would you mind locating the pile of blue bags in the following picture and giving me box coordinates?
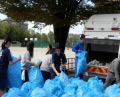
[4,65,120,97]
[3,55,120,97]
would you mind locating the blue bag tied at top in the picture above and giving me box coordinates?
[59,67,70,87]
[75,51,87,75]
[43,79,63,97]
[21,82,36,94]
[7,55,22,88]
[29,67,44,88]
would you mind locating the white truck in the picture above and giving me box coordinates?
[84,14,120,79]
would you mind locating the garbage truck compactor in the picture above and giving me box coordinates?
[84,14,120,79]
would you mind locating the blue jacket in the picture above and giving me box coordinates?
[72,41,84,54]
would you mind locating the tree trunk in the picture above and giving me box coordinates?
[53,25,70,53]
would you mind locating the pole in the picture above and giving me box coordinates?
[34,22,35,33]
[40,29,42,48]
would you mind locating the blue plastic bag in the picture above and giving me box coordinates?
[7,56,22,88]
[87,77,104,93]
[3,88,26,97]
[43,79,63,97]
[84,91,104,97]
[28,87,57,97]
[53,76,63,87]
[69,77,75,83]
[61,94,77,97]
[28,87,46,97]
[77,86,91,97]
[59,68,70,87]
[21,82,36,94]
[105,84,120,97]
[29,67,44,88]
[70,77,87,88]
[64,84,77,95]
[76,51,87,75]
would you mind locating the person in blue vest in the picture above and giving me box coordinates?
[72,34,85,78]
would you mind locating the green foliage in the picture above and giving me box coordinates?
[0,21,30,42]
[48,31,54,42]
[0,21,54,44]
[30,33,41,40]
[66,34,79,48]
[41,33,48,41]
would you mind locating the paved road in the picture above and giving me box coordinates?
[9,47,75,61]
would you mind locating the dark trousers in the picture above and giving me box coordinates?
[41,71,50,82]
[75,57,78,77]
[77,73,83,79]
[0,76,7,91]
[22,70,28,84]
[50,69,57,80]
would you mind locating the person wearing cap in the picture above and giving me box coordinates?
[21,41,38,84]
[72,34,85,78]
[51,43,67,79]
[0,36,21,96]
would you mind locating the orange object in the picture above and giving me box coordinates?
[87,66,108,75]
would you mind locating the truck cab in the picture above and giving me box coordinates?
[84,14,120,79]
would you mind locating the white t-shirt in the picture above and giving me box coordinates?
[40,54,52,72]
[21,50,31,71]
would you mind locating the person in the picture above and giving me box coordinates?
[104,58,120,91]
[21,41,38,83]
[46,44,52,55]
[51,43,67,79]
[40,49,54,82]
[72,34,85,78]
[0,36,21,97]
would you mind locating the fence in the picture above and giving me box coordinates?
[33,40,48,47]
[11,41,21,47]
[64,58,75,75]
[20,40,78,48]
[33,40,55,47]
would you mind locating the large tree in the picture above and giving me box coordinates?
[0,0,120,52]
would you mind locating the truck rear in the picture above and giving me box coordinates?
[84,14,120,79]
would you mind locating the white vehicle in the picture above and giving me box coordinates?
[84,14,120,78]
